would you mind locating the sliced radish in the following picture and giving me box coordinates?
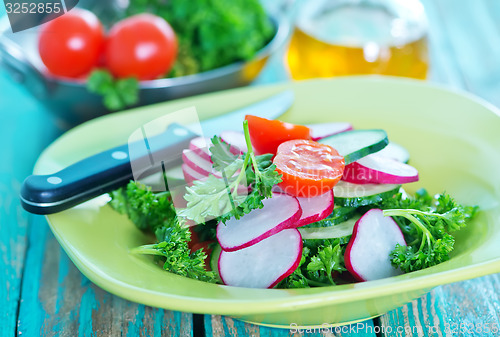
[182,149,213,176]
[217,193,301,252]
[375,142,410,163]
[189,137,211,161]
[342,154,419,184]
[182,164,208,185]
[190,135,240,159]
[218,228,302,288]
[182,149,227,180]
[345,209,406,281]
[220,131,249,153]
[307,122,353,141]
[293,190,334,228]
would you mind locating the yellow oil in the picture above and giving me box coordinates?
[286,3,429,80]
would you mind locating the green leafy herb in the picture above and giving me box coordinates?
[379,189,478,273]
[278,237,350,288]
[110,182,216,281]
[87,69,139,111]
[126,0,274,76]
[109,181,175,240]
[307,243,346,285]
[178,120,282,223]
[131,221,216,283]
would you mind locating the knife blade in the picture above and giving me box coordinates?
[20,90,294,215]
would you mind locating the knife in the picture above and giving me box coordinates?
[20,91,294,215]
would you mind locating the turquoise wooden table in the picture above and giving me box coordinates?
[2,0,500,336]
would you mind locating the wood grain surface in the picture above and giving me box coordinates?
[16,216,194,337]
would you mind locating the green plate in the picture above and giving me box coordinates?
[37,77,500,327]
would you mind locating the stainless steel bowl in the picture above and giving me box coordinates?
[0,15,290,125]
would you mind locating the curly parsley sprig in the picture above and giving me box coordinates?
[380,190,478,273]
[131,221,216,283]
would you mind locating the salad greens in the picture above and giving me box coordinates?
[109,122,280,281]
[91,0,274,110]
[178,121,282,224]
[278,237,349,288]
[131,221,217,283]
[381,190,478,273]
[110,181,175,234]
[110,181,217,282]
[109,120,478,289]
[126,0,274,76]
[278,189,478,288]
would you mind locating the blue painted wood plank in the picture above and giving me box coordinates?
[434,275,500,336]
[0,14,60,333]
[17,215,194,336]
[380,275,500,337]
[204,315,377,337]
[379,292,449,337]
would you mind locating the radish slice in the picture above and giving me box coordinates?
[220,131,249,153]
[182,164,207,185]
[218,229,302,288]
[293,190,334,228]
[345,209,406,281]
[375,142,410,163]
[182,149,212,176]
[182,149,223,178]
[307,122,353,141]
[342,154,419,184]
[189,137,212,161]
[217,193,301,252]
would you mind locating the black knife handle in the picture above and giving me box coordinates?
[21,123,197,214]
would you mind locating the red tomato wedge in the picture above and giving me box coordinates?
[274,139,345,197]
[245,115,311,155]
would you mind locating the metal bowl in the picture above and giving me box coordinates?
[0,15,290,125]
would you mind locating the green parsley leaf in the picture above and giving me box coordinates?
[126,0,274,75]
[132,220,216,283]
[209,136,241,172]
[180,174,247,224]
[380,190,478,273]
[307,244,346,285]
[109,181,175,238]
[278,237,350,288]
[87,69,139,111]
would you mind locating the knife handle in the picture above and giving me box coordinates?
[21,123,197,214]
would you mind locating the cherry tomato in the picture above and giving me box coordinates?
[245,115,311,155]
[105,14,177,80]
[38,9,104,78]
[273,139,345,197]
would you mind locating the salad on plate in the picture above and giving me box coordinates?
[109,116,478,289]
